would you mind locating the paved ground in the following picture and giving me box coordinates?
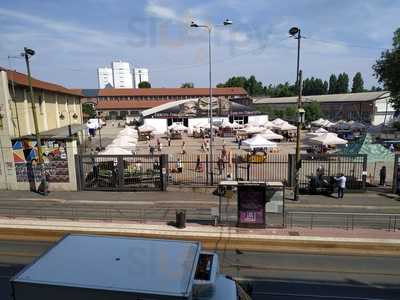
[1,247,399,300]
[0,189,399,229]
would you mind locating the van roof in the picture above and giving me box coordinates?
[12,234,201,298]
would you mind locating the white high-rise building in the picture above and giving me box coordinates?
[134,68,149,88]
[112,61,133,88]
[97,67,113,89]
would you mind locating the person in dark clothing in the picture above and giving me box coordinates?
[379,166,386,186]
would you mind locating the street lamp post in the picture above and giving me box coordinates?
[190,19,232,185]
[289,27,303,201]
[23,47,47,195]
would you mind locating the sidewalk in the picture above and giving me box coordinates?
[0,189,399,210]
[0,217,398,256]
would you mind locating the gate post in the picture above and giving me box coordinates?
[393,154,399,194]
[117,156,124,189]
[362,154,367,191]
[159,154,168,191]
[287,154,295,187]
[234,155,238,181]
[247,155,250,181]
[75,155,83,191]
[206,155,209,185]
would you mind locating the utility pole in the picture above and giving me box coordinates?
[190,19,232,185]
[23,47,47,194]
[289,27,303,201]
[294,71,304,201]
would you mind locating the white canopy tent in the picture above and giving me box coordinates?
[242,134,277,150]
[263,120,275,129]
[231,121,243,129]
[314,127,328,133]
[168,123,188,132]
[261,129,284,140]
[271,118,287,126]
[219,120,235,128]
[279,123,297,131]
[114,135,137,143]
[311,118,325,126]
[138,124,155,132]
[309,133,348,146]
[239,125,264,134]
[99,147,133,155]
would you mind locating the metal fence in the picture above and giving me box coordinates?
[168,154,289,186]
[76,154,167,191]
[289,154,367,191]
[285,211,399,231]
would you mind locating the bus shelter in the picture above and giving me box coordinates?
[217,181,285,228]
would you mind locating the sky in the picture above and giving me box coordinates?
[0,0,399,89]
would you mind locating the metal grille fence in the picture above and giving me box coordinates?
[293,154,367,191]
[168,154,289,186]
[76,154,165,191]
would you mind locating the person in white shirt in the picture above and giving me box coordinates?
[335,173,346,199]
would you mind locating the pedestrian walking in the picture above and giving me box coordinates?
[217,156,224,175]
[389,144,395,152]
[176,158,183,173]
[335,173,346,199]
[379,166,386,186]
[167,137,171,147]
[238,138,242,149]
[221,145,227,159]
[181,141,186,155]
[195,155,201,172]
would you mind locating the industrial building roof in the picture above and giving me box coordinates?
[0,67,82,97]
[97,87,247,97]
[253,91,390,105]
[96,100,172,110]
[13,235,201,298]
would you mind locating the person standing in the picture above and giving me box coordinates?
[176,158,183,173]
[195,155,201,172]
[181,141,186,155]
[167,136,171,147]
[379,166,386,186]
[389,144,395,152]
[335,173,346,199]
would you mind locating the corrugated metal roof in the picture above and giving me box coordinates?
[253,91,390,105]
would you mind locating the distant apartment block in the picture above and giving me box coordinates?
[112,61,133,88]
[97,67,113,89]
[134,68,149,88]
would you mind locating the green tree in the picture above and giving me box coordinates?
[82,103,96,119]
[303,101,322,123]
[351,72,364,93]
[180,82,194,88]
[328,74,337,94]
[244,75,264,96]
[138,81,151,88]
[217,76,247,88]
[373,28,400,109]
[302,77,328,96]
[336,73,349,93]
[284,106,297,121]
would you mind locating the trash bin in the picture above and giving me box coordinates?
[176,210,186,229]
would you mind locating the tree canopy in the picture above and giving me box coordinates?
[351,72,364,93]
[180,82,194,88]
[336,73,349,93]
[82,103,96,119]
[373,28,400,109]
[304,101,322,123]
[138,81,151,88]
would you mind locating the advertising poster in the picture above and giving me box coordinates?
[237,185,266,227]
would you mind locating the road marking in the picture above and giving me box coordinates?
[227,264,400,277]
[253,291,385,300]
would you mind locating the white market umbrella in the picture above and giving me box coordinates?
[242,134,277,149]
[350,122,366,130]
[311,118,325,126]
[261,129,284,140]
[271,118,287,126]
[240,125,264,134]
[309,133,348,146]
[231,121,243,129]
[220,120,234,128]
[263,120,275,129]
[99,147,132,155]
[314,127,328,133]
[168,123,188,131]
[278,123,297,131]
[138,124,155,132]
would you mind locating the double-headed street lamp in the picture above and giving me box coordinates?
[289,27,304,201]
[190,19,232,185]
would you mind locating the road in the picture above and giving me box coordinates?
[0,240,399,300]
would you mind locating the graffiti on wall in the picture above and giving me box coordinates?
[12,139,69,182]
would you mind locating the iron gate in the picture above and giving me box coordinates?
[289,154,367,191]
[76,154,168,191]
[392,154,400,193]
